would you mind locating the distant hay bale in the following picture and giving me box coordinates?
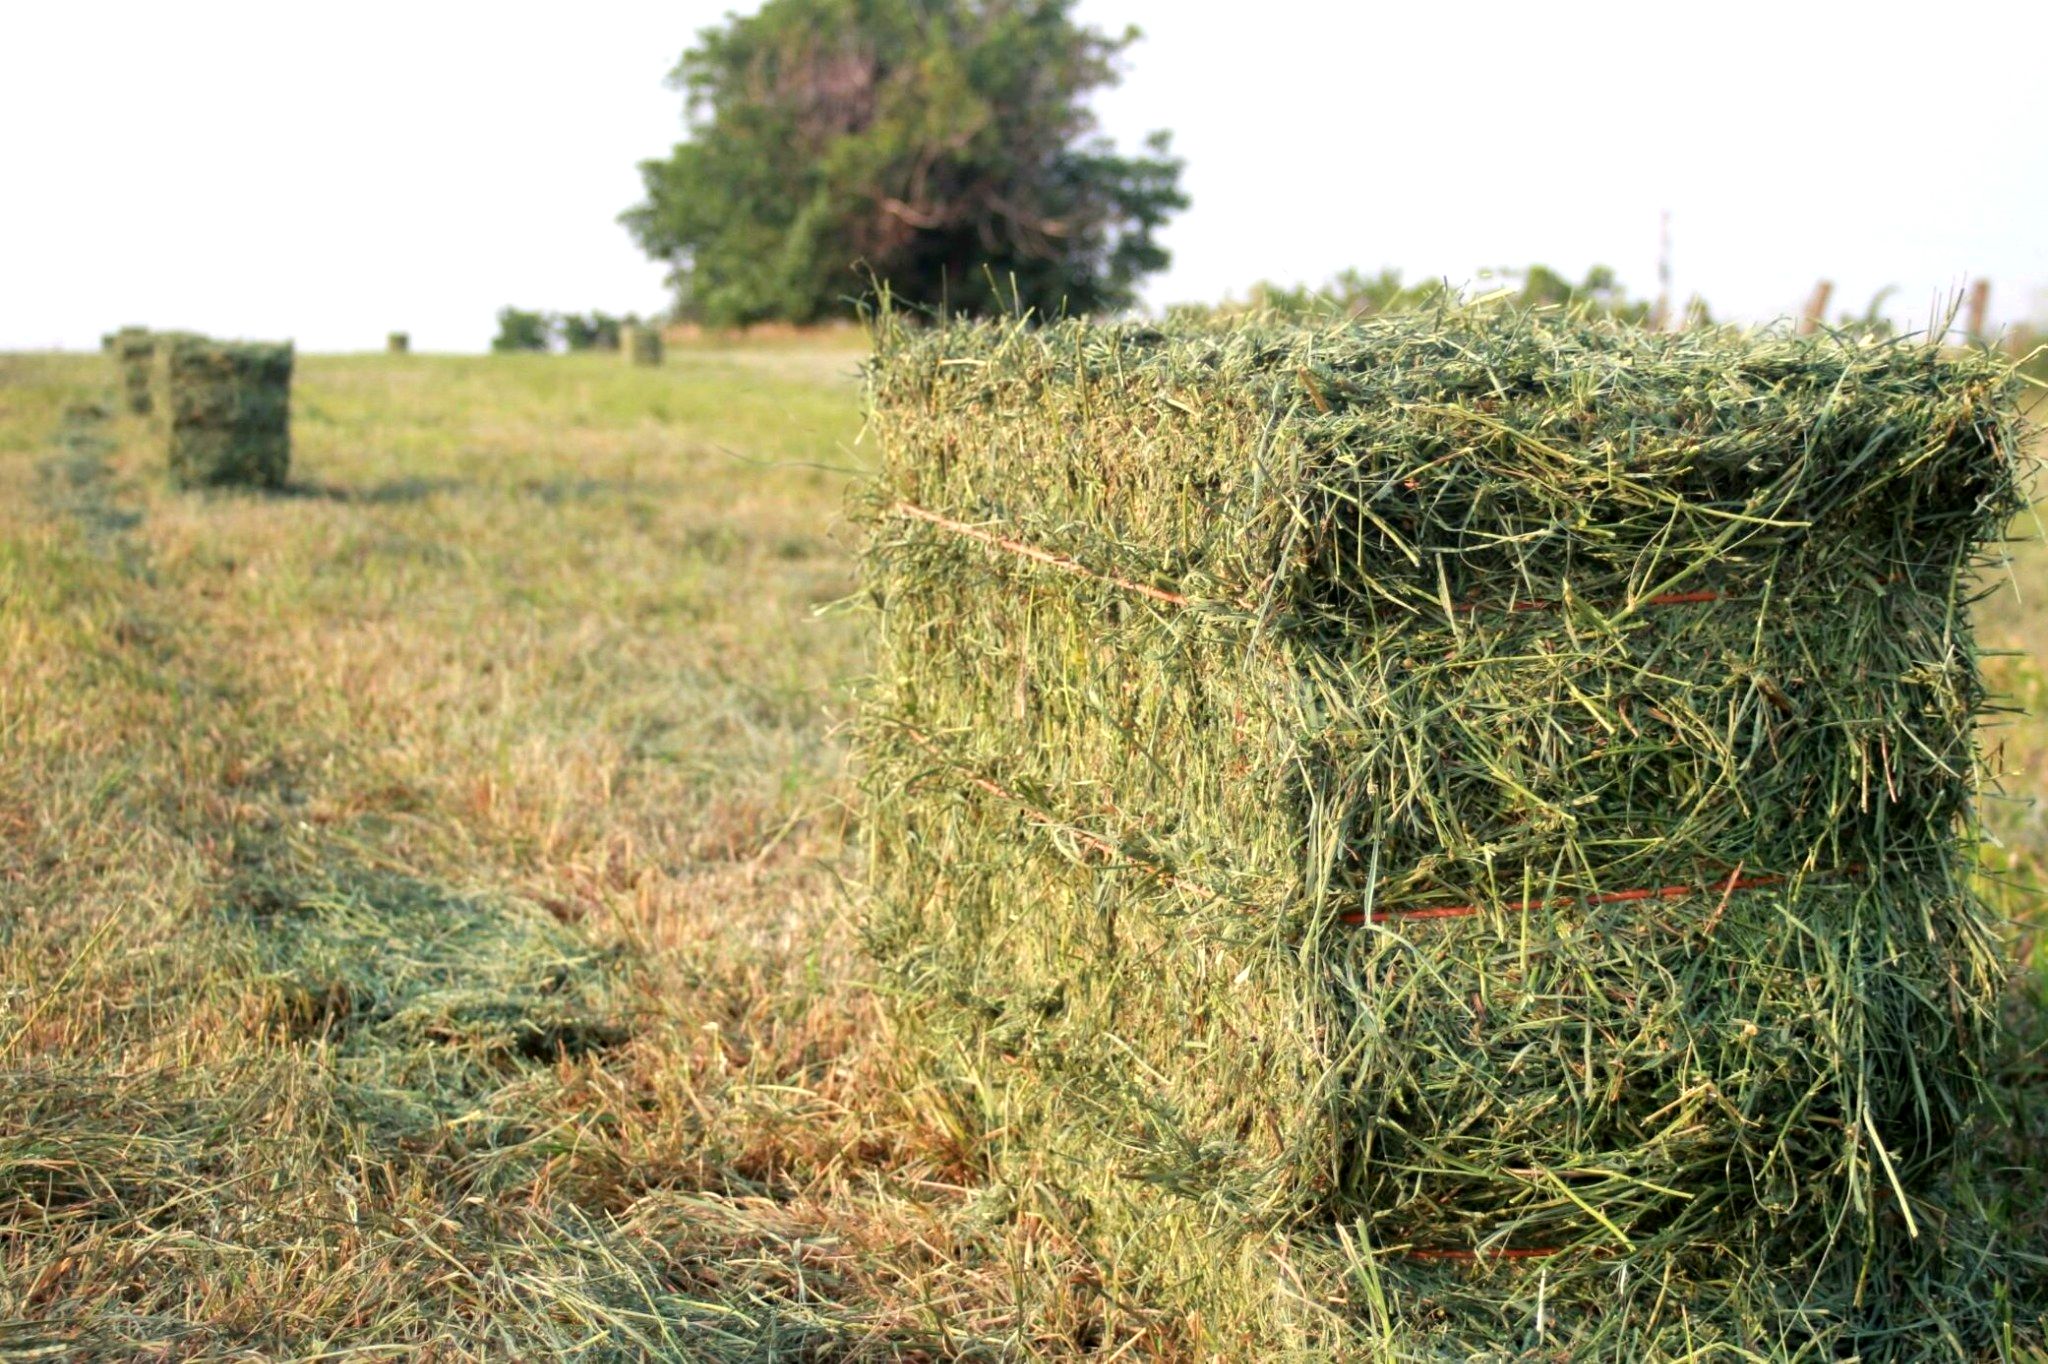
[158,337,293,489]
[143,330,208,431]
[387,331,410,354]
[623,324,663,366]
[111,326,153,414]
[856,309,2032,1358]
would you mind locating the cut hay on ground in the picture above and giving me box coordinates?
[856,307,2036,1360]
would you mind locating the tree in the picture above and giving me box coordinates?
[1244,269,1452,320]
[622,0,1185,326]
[1181,265,1671,325]
[559,311,628,351]
[492,307,553,352]
[1499,264,1651,322]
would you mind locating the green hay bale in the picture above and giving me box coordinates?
[143,329,207,420]
[387,331,410,354]
[144,329,211,451]
[623,324,664,366]
[855,309,2034,1359]
[110,326,153,415]
[159,337,293,490]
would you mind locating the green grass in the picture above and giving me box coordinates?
[0,342,2042,1359]
[1965,486,2048,1340]
[0,343,1026,1359]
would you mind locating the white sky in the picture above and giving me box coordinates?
[3,1,2044,352]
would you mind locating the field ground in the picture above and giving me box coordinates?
[0,342,2043,1359]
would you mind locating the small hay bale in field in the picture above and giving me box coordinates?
[144,329,206,417]
[111,326,153,414]
[144,329,210,452]
[623,324,663,366]
[387,331,410,354]
[856,309,2034,1360]
[158,337,293,489]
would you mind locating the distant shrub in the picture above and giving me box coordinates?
[1259,267,1452,318]
[1169,268,1440,323]
[493,309,655,353]
[1179,265,1665,324]
[1826,286,1901,341]
[491,308,553,353]
[560,312,628,352]
[1496,263,1654,321]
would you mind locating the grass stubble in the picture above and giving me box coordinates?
[0,342,1031,1360]
[0,327,2041,1360]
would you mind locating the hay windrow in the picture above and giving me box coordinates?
[855,307,2035,1359]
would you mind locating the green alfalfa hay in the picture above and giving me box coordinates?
[219,858,630,1077]
[144,330,207,422]
[623,325,664,366]
[159,337,293,490]
[853,305,2040,1360]
[387,331,410,354]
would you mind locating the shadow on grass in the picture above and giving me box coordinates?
[280,476,700,507]
[516,475,687,504]
[278,476,467,505]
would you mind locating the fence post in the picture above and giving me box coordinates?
[1796,281,1833,337]
[1964,280,1991,342]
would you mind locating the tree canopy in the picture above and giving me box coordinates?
[490,308,640,352]
[622,0,1185,326]
[1172,265,1715,330]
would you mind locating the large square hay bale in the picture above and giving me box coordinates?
[856,310,2032,1359]
[623,324,664,366]
[111,325,154,414]
[159,337,293,489]
[144,329,208,416]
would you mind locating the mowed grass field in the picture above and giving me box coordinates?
[1,342,2044,1360]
